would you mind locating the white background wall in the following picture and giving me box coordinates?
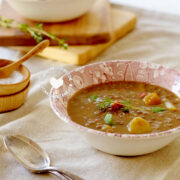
[110,0,180,15]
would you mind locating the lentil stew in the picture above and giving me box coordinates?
[67,82,180,134]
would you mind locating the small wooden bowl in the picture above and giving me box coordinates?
[0,82,30,113]
[0,59,30,96]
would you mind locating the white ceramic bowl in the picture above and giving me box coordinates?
[50,60,180,156]
[6,0,96,22]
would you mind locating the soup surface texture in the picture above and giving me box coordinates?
[67,82,180,134]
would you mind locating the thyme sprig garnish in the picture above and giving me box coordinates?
[89,94,98,102]
[96,97,144,112]
[89,95,166,113]
[0,16,68,49]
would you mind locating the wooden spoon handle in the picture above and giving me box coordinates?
[7,40,49,71]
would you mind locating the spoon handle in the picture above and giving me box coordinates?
[47,167,83,180]
[6,40,49,71]
[49,170,70,180]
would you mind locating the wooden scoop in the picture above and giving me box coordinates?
[0,40,50,78]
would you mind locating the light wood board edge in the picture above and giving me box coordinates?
[11,10,137,65]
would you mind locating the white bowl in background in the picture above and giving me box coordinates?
[50,60,180,156]
[6,0,96,22]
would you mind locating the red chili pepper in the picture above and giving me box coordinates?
[138,92,147,99]
[111,100,124,111]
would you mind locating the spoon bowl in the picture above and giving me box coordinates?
[4,135,83,180]
[4,135,50,171]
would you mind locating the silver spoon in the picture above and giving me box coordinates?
[3,135,83,180]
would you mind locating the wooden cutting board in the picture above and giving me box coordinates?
[12,8,137,65]
[0,0,111,45]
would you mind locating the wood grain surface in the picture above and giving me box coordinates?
[12,8,137,65]
[0,0,111,45]
[0,82,30,113]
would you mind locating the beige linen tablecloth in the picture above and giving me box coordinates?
[0,5,180,180]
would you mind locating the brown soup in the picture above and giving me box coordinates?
[67,82,180,134]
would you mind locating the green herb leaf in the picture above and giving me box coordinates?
[122,106,130,113]
[152,107,166,113]
[98,101,107,111]
[105,97,113,106]
[122,99,131,106]
[104,113,114,125]
[63,43,69,49]
[105,97,112,102]
[18,23,29,32]
[49,33,56,40]
[89,94,98,102]
[36,23,43,29]
[58,39,65,46]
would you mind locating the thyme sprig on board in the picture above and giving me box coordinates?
[0,16,68,49]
